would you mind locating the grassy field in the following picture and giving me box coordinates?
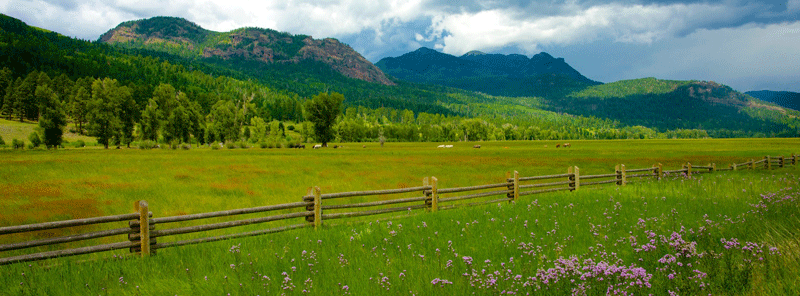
[0,138,798,295]
[0,118,98,147]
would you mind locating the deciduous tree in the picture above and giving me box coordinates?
[304,92,343,147]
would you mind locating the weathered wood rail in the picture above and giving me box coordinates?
[1,154,797,266]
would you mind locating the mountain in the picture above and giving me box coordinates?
[745,90,800,112]
[560,78,800,137]
[375,47,599,97]
[99,16,394,85]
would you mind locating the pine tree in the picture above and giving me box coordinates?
[140,99,161,141]
[87,78,124,149]
[36,85,66,149]
[0,67,12,114]
[1,77,17,120]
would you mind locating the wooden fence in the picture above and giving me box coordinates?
[1,154,796,266]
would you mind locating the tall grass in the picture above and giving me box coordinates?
[1,170,799,295]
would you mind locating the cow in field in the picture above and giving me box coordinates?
[313,144,322,149]
[556,144,561,148]
[563,143,571,148]
[473,145,481,149]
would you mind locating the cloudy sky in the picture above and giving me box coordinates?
[2,0,799,92]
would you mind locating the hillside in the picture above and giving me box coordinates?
[376,47,599,97]
[559,78,800,137]
[745,90,800,112]
[99,16,394,85]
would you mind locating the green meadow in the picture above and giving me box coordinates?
[0,138,798,295]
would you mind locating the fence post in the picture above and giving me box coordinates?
[569,166,580,191]
[135,200,150,257]
[313,187,322,229]
[750,159,755,170]
[779,156,784,168]
[792,153,797,166]
[615,164,626,186]
[430,177,439,212]
[685,162,692,178]
[653,163,662,181]
[513,171,519,201]
[732,163,737,171]
[710,163,716,173]
[765,156,771,170]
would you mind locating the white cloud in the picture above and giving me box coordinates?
[426,2,755,56]
[789,0,800,12]
[630,21,800,91]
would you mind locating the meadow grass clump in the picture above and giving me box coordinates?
[1,169,797,295]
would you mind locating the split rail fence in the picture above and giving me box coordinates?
[1,154,796,266]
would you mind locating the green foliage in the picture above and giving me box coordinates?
[36,85,66,148]
[209,100,240,143]
[11,138,23,149]
[87,78,128,148]
[73,139,85,148]
[304,92,344,146]
[27,131,40,148]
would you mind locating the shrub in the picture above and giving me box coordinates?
[0,134,5,147]
[259,142,269,149]
[181,143,191,150]
[287,125,295,131]
[237,141,250,149]
[12,139,24,149]
[74,140,86,148]
[225,142,237,149]
[137,140,156,150]
[28,132,41,148]
[211,142,220,150]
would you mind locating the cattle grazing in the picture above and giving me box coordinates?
[556,144,561,148]
[473,145,481,149]
[298,144,306,149]
[437,145,445,148]
[362,145,367,148]
[544,145,548,148]
[313,144,322,149]
[333,145,339,149]
[563,143,571,148]
[445,145,453,148]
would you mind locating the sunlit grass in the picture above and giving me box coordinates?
[1,169,798,295]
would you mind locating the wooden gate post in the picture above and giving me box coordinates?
[313,187,322,228]
[732,163,737,171]
[135,200,150,257]
[779,156,784,168]
[615,164,626,186]
[710,163,716,173]
[750,159,755,170]
[685,163,692,178]
[653,163,663,181]
[430,177,439,212]
[568,166,580,191]
[792,153,797,166]
[765,156,771,170]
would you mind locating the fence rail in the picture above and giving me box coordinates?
[1,153,797,266]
